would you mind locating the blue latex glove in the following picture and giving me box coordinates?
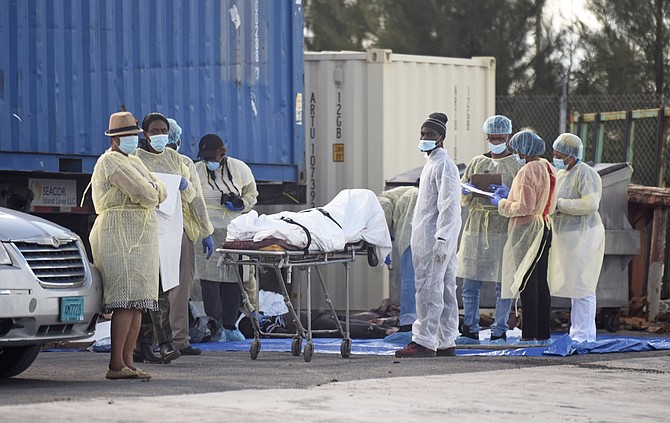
[384,254,392,266]
[488,183,509,198]
[490,192,503,208]
[179,177,188,191]
[224,200,244,211]
[461,182,476,196]
[202,235,215,259]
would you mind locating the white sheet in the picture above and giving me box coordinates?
[226,189,392,266]
[154,172,183,291]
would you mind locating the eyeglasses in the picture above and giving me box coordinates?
[486,136,507,143]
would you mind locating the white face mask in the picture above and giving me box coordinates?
[553,158,568,169]
[417,140,438,152]
[150,134,170,152]
[207,161,221,171]
[488,142,507,155]
[118,135,139,154]
[514,154,526,166]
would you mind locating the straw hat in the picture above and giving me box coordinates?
[104,112,143,137]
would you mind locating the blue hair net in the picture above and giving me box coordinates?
[483,115,512,135]
[553,133,583,160]
[509,130,545,156]
[167,118,182,145]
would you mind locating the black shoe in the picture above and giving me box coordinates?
[179,346,202,356]
[134,342,161,363]
[490,333,507,342]
[159,342,181,364]
[460,324,479,340]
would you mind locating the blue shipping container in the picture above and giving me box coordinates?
[0,0,305,202]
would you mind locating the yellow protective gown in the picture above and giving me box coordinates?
[393,187,418,256]
[548,162,605,298]
[457,154,521,282]
[131,148,196,205]
[179,154,214,242]
[378,186,415,254]
[195,157,258,282]
[89,150,167,311]
[498,159,557,299]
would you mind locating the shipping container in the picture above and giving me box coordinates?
[303,50,496,310]
[0,0,305,246]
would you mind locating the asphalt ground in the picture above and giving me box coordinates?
[1,331,669,409]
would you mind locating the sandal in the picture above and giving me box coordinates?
[105,367,138,380]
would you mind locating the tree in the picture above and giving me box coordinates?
[304,0,566,95]
[573,0,670,95]
[304,0,382,51]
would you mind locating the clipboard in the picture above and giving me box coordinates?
[470,173,502,199]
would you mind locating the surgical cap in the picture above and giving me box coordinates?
[167,118,182,145]
[509,130,546,156]
[553,133,583,160]
[483,115,512,135]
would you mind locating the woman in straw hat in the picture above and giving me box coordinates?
[89,111,166,380]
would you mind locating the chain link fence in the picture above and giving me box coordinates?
[497,94,670,187]
[498,94,670,301]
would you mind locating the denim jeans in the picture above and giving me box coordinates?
[398,247,417,327]
[461,279,512,337]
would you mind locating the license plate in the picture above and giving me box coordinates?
[60,296,85,322]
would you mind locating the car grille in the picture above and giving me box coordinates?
[14,241,87,286]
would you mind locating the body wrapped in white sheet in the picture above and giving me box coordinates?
[226,189,392,266]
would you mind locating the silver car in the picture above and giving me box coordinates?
[0,207,102,378]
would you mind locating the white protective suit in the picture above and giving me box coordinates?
[458,154,521,282]
[498,159,557,299]
[410,148,462,351]
[195,156,258,282]
[548,162,605,342]
[89,150,166,311]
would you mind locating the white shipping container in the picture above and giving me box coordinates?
[302,49,496,311]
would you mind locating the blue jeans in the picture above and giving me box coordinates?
[399,248,417,327]
[461,279,512,337]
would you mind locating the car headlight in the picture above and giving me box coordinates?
[0,243,12,265]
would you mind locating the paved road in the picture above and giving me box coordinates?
[1,339,669,422]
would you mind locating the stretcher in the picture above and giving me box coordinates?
[217,241,375,362]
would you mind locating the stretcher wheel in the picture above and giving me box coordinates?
[250,340,261,360]
[303,342,314,362]
[291,337,302,356]
[340,339,351,358]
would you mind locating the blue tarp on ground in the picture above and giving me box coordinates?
[188,333,670,357]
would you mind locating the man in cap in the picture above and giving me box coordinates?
[395,112,462,358]
[194,134,258,341]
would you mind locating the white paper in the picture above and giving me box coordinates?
[153,172,183,291]
[461,182,495,198]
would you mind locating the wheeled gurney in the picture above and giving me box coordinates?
[217,241,377,362]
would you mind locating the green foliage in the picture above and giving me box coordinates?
[304,0,670,96]
[574,0,670,95]
[305,0,566,95]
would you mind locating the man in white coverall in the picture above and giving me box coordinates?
[395,112,462,358]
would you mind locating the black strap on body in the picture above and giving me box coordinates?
[298,208,342,229]
[280,216,312,253]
